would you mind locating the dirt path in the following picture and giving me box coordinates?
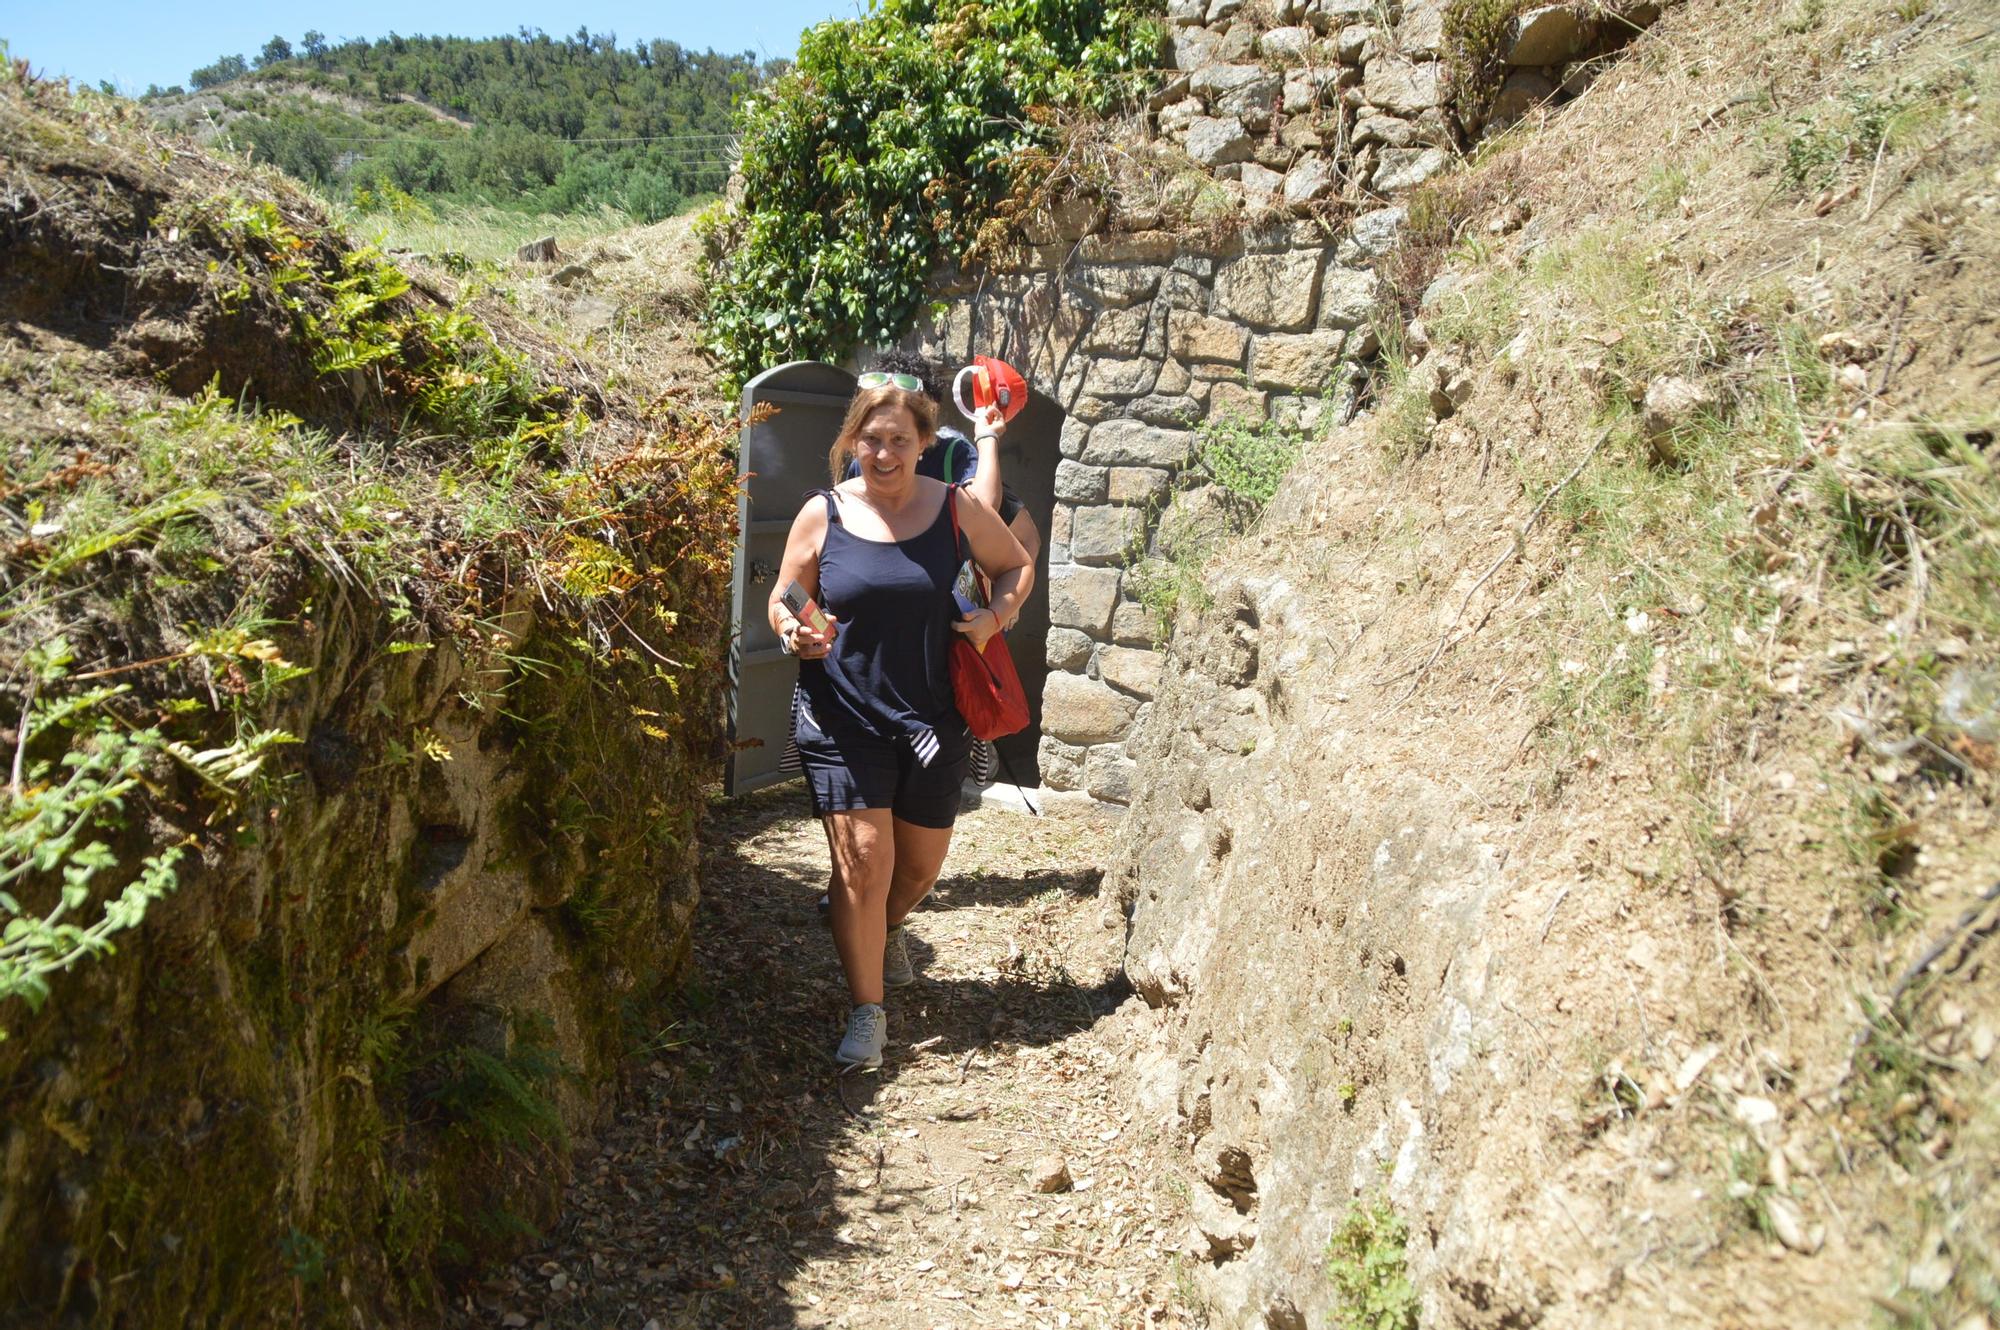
[456,786,1202,1329]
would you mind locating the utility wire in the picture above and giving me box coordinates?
[316,131,739,145]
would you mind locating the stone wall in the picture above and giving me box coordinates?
[906,2,1663,801]
[907,212,1400,801]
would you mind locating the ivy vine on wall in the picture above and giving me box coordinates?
[699,0,1166,392]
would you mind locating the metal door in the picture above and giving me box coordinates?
[725,361,855,795]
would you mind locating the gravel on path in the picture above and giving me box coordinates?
[451,784,1204,1330]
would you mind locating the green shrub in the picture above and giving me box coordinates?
[700,0,1165,391]
[1326,1193,1419,1330]
[1198,415,1307,510]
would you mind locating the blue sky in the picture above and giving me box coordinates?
[2,1,863,95]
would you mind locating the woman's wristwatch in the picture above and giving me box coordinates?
[778,618,797,655]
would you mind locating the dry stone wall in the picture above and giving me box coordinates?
[908,1,1663,801]
[910,213,1400,801]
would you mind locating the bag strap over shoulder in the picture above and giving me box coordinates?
[946,483,967,562]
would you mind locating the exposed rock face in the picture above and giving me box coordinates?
[1373,146,1450,191]
[1509,4,1593,66]
[1041,671,1141,746]
[1105,560,1557,1326]
[1048,565,1124,635]
[0,94,728,1322]
[1250,330,1348,391]
[1188,116,1255,166]
[1146,0,1662,226]
[1363,58,1443,116]
[1493,69,1561,128]
[0,571,720,1322]
[1214,251,1324,331]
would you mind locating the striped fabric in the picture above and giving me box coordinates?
[785,685,945,771]
[968,738,996,787]
[778,685,805,774]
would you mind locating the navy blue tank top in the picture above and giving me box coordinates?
[798,484,965,763]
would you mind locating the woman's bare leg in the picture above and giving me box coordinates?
[824,808,896,1005]
[886,817,954,928]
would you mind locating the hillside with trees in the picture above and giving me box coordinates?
[145,28,775,221]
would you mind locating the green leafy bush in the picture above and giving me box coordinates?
[700,0,1165,391]
[1779,88,1932,191]
[1325,1193,1419,1330]
[1197,415,1307,511]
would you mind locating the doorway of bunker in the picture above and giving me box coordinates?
[724,359,1064,798]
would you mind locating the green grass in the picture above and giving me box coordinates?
[1368,319,1436,464]
[1423,265,1523,353]
[1127,535,1213,647]
[349,198,648,265]
[1823,417,2000,645]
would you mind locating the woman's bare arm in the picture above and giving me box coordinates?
[966,405,1006,512]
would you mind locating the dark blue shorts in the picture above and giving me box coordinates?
[793,690,970,829]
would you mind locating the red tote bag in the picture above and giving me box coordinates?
[946,489,1031,741]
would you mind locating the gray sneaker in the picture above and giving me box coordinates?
[836,1002,886,1070]
[883,924,916,988]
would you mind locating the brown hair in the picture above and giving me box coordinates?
[827,385,936,485]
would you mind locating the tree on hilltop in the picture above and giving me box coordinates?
[190,54,247,89]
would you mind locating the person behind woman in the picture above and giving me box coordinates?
[864,348,1043,581]
[769,375,1033,1068]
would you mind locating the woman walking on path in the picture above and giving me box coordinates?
[768,375,1032,1068]
[814,350,1040,796]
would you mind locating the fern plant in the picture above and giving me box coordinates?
[0,641,294,1037]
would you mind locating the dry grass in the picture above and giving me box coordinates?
[377,207,732,423]
[359,199,646,265]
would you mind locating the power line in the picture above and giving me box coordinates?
[317,132,738,145]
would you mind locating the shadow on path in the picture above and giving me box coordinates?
[455,783,1133,1329]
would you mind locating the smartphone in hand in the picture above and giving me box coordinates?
[779,579,830,635]
[952,561,981,618]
